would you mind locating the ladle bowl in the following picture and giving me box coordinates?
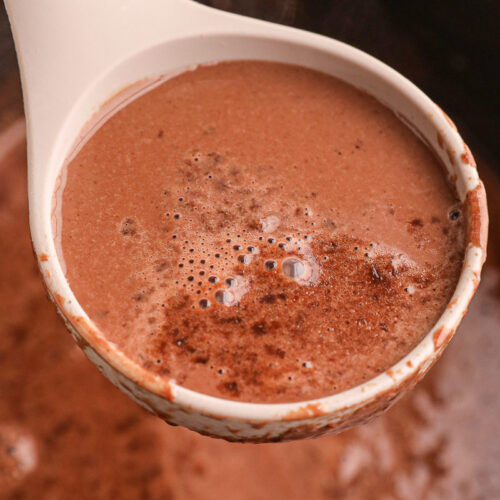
[5,0,487,442]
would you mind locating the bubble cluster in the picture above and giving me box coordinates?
[152,161,337,310]
[166,220,321,309]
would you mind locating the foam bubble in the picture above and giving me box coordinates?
[260,215,280,233]
[215,289,234,305]
[282,258,305,279]
[265,260,277,271]
[238,254,251,265]
[199,299,211,309]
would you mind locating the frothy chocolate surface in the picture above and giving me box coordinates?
[57,61,465,402]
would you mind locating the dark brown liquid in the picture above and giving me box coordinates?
[57,61,465,402]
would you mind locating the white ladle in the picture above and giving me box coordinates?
[5,0,487,442]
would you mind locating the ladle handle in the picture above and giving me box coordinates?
[4,0,212,183]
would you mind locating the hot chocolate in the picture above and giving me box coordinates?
[56,61,465,402]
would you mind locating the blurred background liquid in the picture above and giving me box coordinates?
[0,2,498,499]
